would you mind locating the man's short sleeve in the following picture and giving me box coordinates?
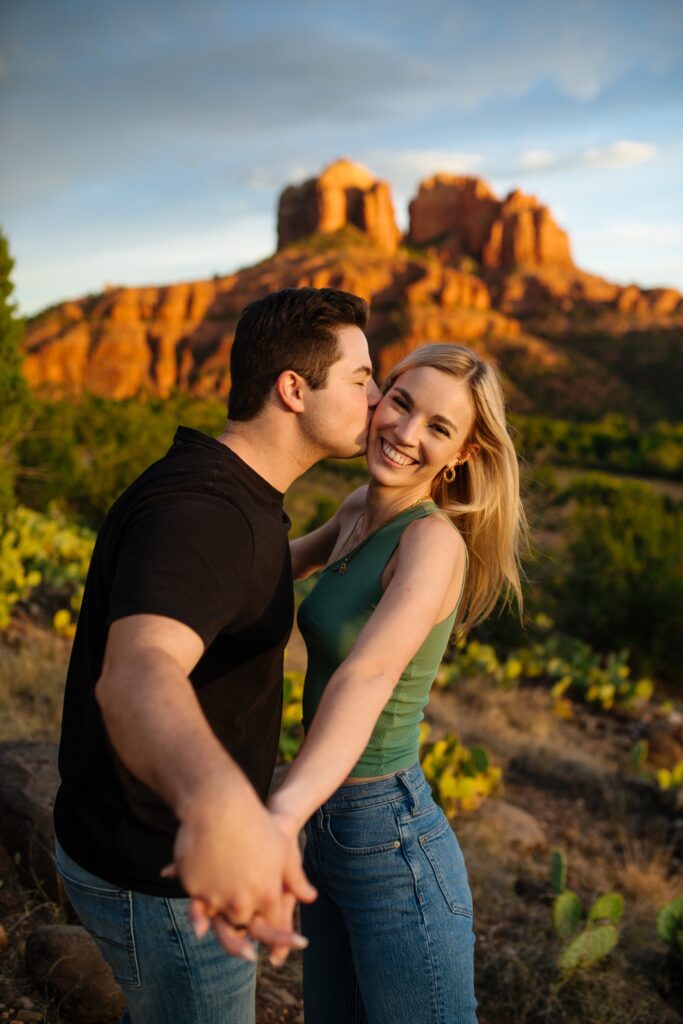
[107,492,254,647]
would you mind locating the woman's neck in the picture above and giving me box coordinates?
[361,480,432,535]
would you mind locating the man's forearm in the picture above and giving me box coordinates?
[269,665,394,827]
[95,646,259,820]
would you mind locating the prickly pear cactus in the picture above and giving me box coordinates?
[657,896,683,955]
[588,892,624,925]
[553,891,582,941]
[550,850,567,895]
[558,923,619,976]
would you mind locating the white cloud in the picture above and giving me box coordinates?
[582,140,658,168]
[575,220,683,246]
[363,148,483,192]
[519,149,556,170]
[515,140,658,175]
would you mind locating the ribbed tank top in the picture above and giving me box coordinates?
[298,501,465,777]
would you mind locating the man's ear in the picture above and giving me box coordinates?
[274,370,306,413]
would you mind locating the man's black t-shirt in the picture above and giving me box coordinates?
[53,427,293,896]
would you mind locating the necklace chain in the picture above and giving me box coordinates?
[330,499,428,575]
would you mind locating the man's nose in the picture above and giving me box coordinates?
[367,379,382,409]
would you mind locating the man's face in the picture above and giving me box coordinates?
[303,325,381,458]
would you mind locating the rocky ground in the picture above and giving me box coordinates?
[0,623,681,1023]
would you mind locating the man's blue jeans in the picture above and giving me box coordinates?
[301,762,478,1023]
[55,838,256,1024]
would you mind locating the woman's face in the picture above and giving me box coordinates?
[367,365,477,493]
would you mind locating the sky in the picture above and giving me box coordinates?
[1,0,682,315]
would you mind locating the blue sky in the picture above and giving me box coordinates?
[1,0,682,314]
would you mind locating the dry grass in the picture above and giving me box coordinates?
[0,620,69,743]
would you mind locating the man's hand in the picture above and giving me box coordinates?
[172,780,316,960]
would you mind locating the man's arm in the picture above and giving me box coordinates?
[269,516,465,829]
[97,614,315,957]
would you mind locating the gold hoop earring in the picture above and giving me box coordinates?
[443,465,456,484]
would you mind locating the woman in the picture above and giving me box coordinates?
[269,343,526,1024]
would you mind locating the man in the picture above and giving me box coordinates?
[53,287,381,1024]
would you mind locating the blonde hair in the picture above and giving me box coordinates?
[383,343,528,636]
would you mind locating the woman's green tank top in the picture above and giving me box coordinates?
[297,501,465,777]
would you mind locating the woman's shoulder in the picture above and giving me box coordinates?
[400,508,466,565]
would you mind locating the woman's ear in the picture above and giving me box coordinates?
[459,442,481,463]
[274,370,306,413]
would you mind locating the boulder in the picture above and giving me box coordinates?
[0,742,60,900]
[476,798,548,851]
[25,925,125,1024]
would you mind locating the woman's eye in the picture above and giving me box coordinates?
[432,424,449,437]
[392,396,409,409]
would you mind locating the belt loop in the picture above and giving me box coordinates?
[397,769,419,815]
[315,807,324,831]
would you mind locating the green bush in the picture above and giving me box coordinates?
[554,475,683,682]
[16,394,226,528]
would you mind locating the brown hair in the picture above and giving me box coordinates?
[228,287,368,421]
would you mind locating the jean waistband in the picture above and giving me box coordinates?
[320,761,428,812]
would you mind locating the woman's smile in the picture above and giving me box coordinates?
[379,437,419,468]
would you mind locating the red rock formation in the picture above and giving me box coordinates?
[277,159,400,252]
[22,161,683,403]
[408,175,573,271]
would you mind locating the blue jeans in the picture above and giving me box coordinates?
[54,838,256,1024]
[301,762,478,1024]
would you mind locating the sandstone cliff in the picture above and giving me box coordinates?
[408,175,573,271]
[277,159,400,253]
[23,161,683,416]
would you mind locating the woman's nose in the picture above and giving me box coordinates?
[393,416,419,446]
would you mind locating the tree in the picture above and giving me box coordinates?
[0,230,31,513]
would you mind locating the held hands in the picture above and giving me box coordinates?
[166,784,313,964]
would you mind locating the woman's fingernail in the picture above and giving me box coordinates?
[269,954,286,968]
[241,943,258,962]
[291,934,309,949]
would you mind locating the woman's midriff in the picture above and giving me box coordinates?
[341,769,401,786]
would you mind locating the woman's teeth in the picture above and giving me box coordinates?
[381,439,416,467]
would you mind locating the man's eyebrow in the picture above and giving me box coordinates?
[393,386,458,434]
[353,365,373,377]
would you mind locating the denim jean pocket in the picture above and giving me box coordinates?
[326,803,402,855]
[57,872,141,988]
[418,817,473,917]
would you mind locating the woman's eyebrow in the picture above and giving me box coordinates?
[393,386,459,434]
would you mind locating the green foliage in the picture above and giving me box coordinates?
[557,924,619,977]
[0,504,94,631]
[303,495,340,533]
[553,890,582,940]
[656,897,683,955]
[438,631,656,715]
[550,850,567,894]
[549,854,623,979]
[631,740,683,792]
[512,413,683,479]
[16,394,226,528]
[588,892,625,925]
[555,475,683,681]
[420,728,502,816]
[0,230,32,513]
[279,670,304,762]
